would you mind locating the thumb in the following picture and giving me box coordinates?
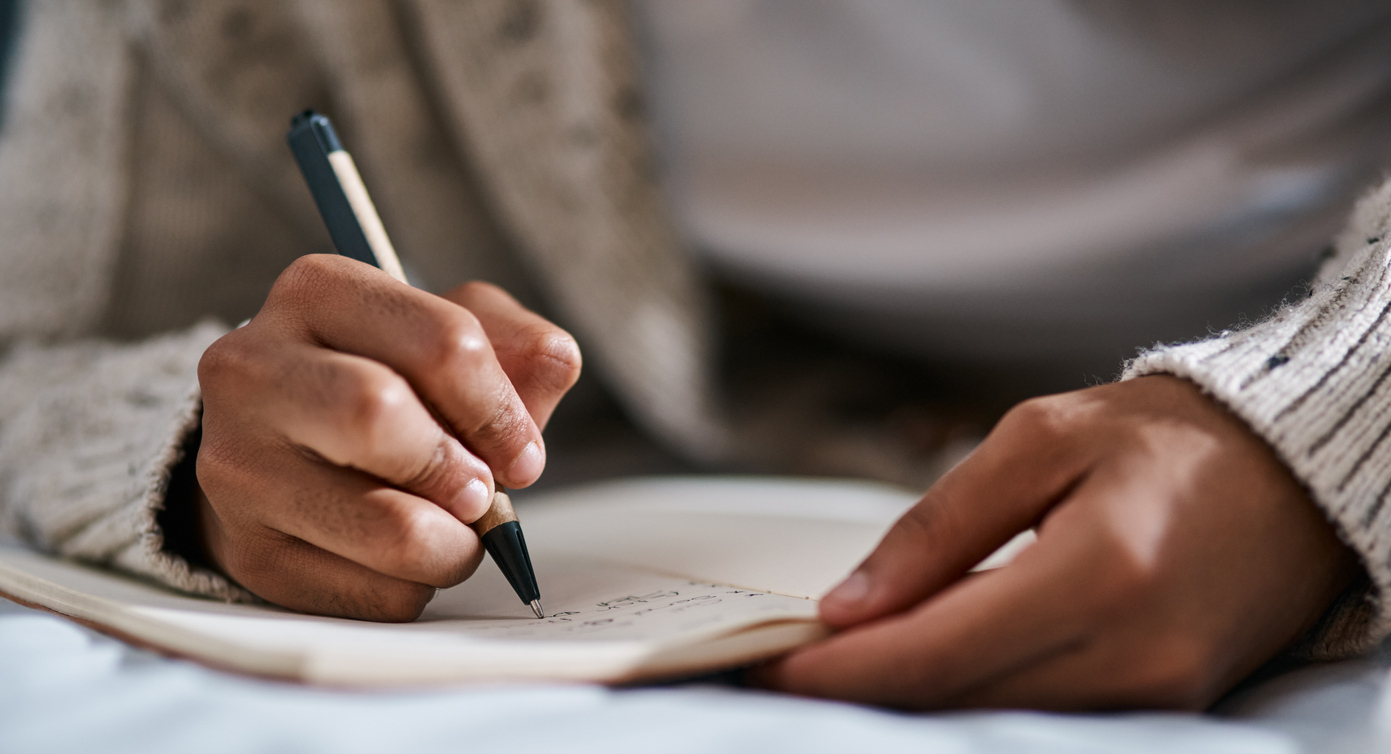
[820,400,1089,628]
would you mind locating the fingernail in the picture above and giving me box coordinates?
[824,571,871,607]
[507,442,544,485]
[454,478,492,521]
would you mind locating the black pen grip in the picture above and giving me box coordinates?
[480,522,541,605]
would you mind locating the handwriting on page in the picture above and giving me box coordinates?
[418,558,818,643]
[464,583,808,641]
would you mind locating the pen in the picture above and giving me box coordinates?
[286,110,544,620]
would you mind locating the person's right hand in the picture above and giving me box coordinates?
[194,255,582,621]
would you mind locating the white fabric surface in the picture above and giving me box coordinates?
[0,593,1387,753]
[1,475,1384,753]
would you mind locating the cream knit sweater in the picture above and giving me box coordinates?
[1125,181,1391,656]
[0,0,719,610]
[1,0,1389,658]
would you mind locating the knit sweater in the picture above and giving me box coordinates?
[1,0,1390,658]
[0,0,718,611]
[1124,180,1391,657]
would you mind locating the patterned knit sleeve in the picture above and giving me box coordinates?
[1124,178,1391,658]
[0,321,252,602]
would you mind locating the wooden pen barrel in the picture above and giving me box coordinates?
[470,490,518,536]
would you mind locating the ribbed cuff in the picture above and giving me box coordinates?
[1124,180,1391,657]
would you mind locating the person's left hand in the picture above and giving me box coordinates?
[757,375,1360,710]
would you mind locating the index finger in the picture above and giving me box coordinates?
[444,281,582,430]
[262,255,545,489]
[821,396,1094,628]
[761,494,1109,708]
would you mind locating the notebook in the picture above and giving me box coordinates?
[0,477,1032,687]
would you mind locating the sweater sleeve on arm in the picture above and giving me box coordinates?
[0,320,253,602]
[1124,178,1391,658]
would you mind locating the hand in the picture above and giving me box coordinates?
[194,255,581,621]
[759,375,1359,710]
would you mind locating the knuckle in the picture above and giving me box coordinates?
[397,438,460,498]
[196,337,230,381]
[193,434,254,505]
[265,255,351,317]
[422,311,489,373]
[378,505,443,576]
[456,280,499,302]
[521,326,582,393]
[270,255,326,301]
[896,492,952,544]
[338,369,414,456]
[197,333,251,394]
[193,444,235,497]
[280,253,339,289]
[1000,396,1072,440]
[867,490,964,571]
[468,395,531,454]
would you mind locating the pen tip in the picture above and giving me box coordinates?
[530,599,545,620]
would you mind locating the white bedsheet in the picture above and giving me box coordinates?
[2,594,1387,754]
[5,475,1388,753]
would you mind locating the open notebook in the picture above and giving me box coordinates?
[0,477,1032,687]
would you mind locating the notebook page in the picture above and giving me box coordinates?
[514,479,1034,599]
[524,509,885,600]
[415,552,816,641]
[0,544,818,683]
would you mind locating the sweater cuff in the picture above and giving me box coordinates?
[0,321,253,603]
[1123,179,1391,658]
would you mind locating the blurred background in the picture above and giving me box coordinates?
[6,1,1391,494]
[543,0,1391,492]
